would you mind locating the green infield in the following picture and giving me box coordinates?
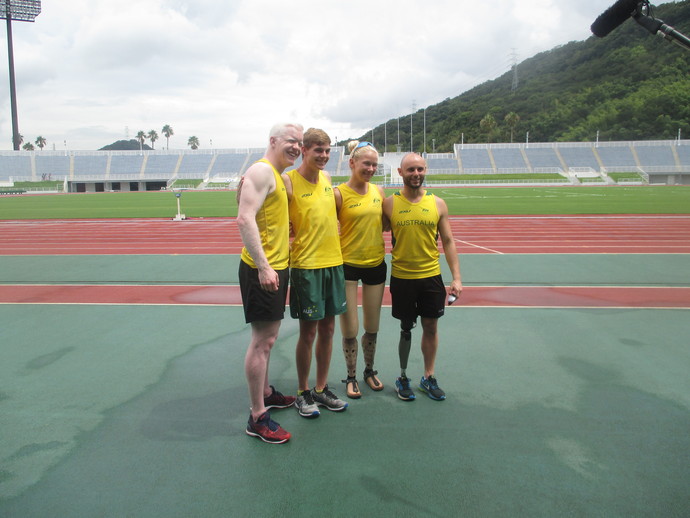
[0,186,689,219]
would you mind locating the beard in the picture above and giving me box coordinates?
[403,175,424,189]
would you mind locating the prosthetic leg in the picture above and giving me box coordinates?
[398,321,415,377]
[341,337,361,398]
[362,332,383,391]
[395,320,416,400]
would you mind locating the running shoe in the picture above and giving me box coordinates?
[419,375,446,401]
[295,390,320,418]
[395,376,416,401]
[311,385,348,411]
[246,411,291,444]
[264,385,296,409]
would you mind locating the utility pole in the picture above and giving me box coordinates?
[2,1,42,150]
[510,48,519,93]
[423,108,427,154]
[410,100,416,152]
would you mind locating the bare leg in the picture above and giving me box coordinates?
[420,317,439,378]
[295,320,318,393]
[314,316,335,391]
[245,320,281,421]
[361,283,384,335]
[340,280,360,338]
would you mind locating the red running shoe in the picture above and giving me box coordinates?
[264,385,296,409]
[246,411,291,444]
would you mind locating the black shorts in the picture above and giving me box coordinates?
[343,260,387,285]
[239,259,289,323]
[390,274,446,322]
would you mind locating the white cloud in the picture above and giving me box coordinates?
[0,0,671,150]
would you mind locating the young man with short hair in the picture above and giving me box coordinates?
[282,128,349,417]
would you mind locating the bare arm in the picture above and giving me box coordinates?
[379,186,391,232]
[334,186,342,215]
[281,172,293,200]
[382,194,393,233]
[436,197,462,298]
[281,173,296,237]
[237,163,280,290]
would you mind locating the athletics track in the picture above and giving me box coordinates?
[1,215,689,308]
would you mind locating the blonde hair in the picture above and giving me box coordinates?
[303,128,331,149]
[348,140,378,160]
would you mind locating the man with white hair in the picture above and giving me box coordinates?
[238,122,303,443]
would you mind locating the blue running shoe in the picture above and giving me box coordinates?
[419,375,446,401]
[395,376,416,401]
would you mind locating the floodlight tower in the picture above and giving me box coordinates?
[1,1,41,151]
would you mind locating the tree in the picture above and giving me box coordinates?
[35,136,47,150]
[187,136,200,150]
[136,131,146,151]
[100,139,152,151]
[479,113,497,143]
[147,130,159,150]
[162,124,174,150]
[504,112,520,143]
[22,142,35,151]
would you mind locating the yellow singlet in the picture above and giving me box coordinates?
[287,169,343,269]
[389,191,440,279]
[240,159,290,270]
[337,183,384,267]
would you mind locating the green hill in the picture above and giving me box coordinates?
[364,1,690,152]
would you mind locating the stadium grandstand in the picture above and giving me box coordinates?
[0,140,688,192]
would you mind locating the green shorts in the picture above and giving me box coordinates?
[290,265,347,320]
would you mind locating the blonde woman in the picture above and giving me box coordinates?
[334,141,387,398]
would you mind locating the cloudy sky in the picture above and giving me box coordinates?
[0,0,669,151]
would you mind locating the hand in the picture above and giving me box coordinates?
[449,280,462,300]
[258,268,280,292]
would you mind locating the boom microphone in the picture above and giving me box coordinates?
[591,0,641,37]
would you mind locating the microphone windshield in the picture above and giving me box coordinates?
[591,0,640,37]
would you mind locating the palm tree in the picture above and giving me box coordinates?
[148,130,159,150]
[479,113,497,143]
[187,136,200,150]
[162,124,174,150]
[504,112,520,143]
[35,136,47,150]
[22,142,35,151]
[136,131,146,151]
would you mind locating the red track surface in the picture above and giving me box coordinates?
[1,284,688,308]
[2,215,690,255]
[1,215,689,307]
